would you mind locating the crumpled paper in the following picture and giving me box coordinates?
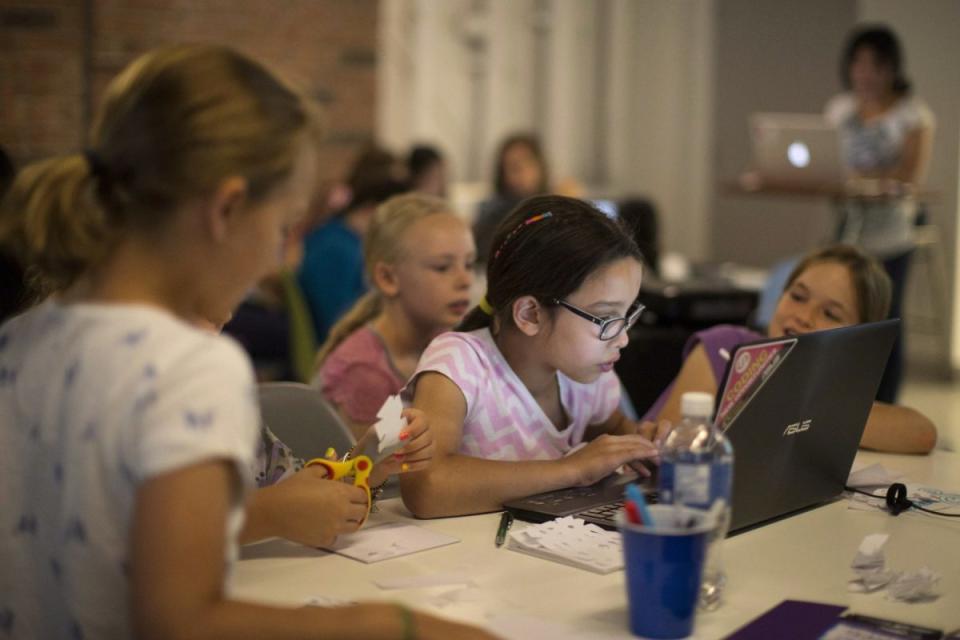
[848,533,893,593]
[848,533,940,602]
[886,567,940,602]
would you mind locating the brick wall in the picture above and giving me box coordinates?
[0,0,378,182]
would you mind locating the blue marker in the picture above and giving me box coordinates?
[625,483,654,527]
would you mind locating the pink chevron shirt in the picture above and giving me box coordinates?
[403,329,621,461]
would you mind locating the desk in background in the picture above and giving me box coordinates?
[230,450,960,638]
[617,275,759,418]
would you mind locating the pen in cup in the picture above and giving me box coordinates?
[495,511,514,547]
[625,484,654,526]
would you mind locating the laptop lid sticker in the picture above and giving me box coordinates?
[715,338,797,432]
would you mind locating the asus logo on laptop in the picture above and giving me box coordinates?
[783,419,812,436]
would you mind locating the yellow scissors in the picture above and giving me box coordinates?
[305,448,374,524]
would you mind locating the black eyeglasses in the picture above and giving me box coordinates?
[552,298,645,341]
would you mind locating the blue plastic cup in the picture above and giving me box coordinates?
[619,505,713,639]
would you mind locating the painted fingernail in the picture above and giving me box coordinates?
[399,431,410,441]
[401,463,410,472]
[394,453,405,460]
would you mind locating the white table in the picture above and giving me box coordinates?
[229,450,960,638]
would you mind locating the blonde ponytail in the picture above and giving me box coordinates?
[0,154,115,296]
[315,290,383,368]
[0,44,318,298]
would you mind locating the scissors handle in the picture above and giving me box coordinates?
[305,454,375,523]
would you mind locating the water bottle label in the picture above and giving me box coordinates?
[675,463,710,504]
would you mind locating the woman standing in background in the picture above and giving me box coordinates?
[824,24,935,403]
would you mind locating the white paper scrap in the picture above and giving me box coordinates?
[852,533,889,568]
[847,463,903,488]
[848,533,892,593]
[327,522,458,563]
[886,567,940,602]
[374,572,475,590]
[424,586,487,609]
[488,614,627,640]
[303,595,356,607]
[374,394,407,459]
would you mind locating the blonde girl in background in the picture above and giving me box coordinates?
[316,193,476,440]
[0,44,493,640]
[644,244,936,454]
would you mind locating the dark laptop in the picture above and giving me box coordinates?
[503,320,897,532]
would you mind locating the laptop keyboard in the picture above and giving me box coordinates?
[523,486,608,506]
[577,492,659,529]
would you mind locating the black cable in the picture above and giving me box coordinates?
[844,483,960,518]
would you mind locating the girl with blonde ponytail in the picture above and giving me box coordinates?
[316,193,476,439]
[0,45,492,640]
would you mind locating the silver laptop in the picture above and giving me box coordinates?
[749,112,846,186]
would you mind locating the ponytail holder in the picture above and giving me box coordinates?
[478,296,494,316]
[83,149,108,181]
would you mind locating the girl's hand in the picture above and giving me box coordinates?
[364,408,435,487]
[637,418,673,448]
[561,433,659,487]
[254,467,368,547]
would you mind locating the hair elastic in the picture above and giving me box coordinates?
[83,149,108,181]
[492,211,553,261]
[478,296,494,316]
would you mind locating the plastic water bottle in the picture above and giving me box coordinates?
[657,391,734,611]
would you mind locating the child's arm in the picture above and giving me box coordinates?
[130,459,497,640]
[239,466,368,546]
[360,408,435,488]
[399,373,658,518]
[860,402,937,454]
[584,409,672,450]
[650,343,718,425]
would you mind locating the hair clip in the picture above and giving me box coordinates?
[478,295,494,315]
[492,211,553,262]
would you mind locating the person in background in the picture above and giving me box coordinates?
[220,218,317,382]
[407,144,448,198]
[0,44,493,640]
[316,193,475,439]
[825,24,936,403]
[472,133,550,265]
[644,245,936,455]
[297,145,409,343]
[401,195,666,518]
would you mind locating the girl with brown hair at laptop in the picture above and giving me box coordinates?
[644,245,936,454]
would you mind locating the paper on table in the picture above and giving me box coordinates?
[506,516,622,574]
[847,463,903,488]
[847,533,942,602]
[303,595,356,607]
[374,572,475,590]
[327,522,458,563]
[849,533,892,593]
[373,394,407,461]
[488,614,629,640]
[847,483,960,516]
[886,567,940,602]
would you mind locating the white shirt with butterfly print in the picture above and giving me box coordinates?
[0,299,259,640]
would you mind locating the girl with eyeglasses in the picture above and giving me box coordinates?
[400,195,664,518]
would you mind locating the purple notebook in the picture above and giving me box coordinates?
[725,600,847,640]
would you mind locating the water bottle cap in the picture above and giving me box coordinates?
[681,391,714,418]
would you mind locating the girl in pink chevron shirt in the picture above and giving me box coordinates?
[401,195,665,517]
